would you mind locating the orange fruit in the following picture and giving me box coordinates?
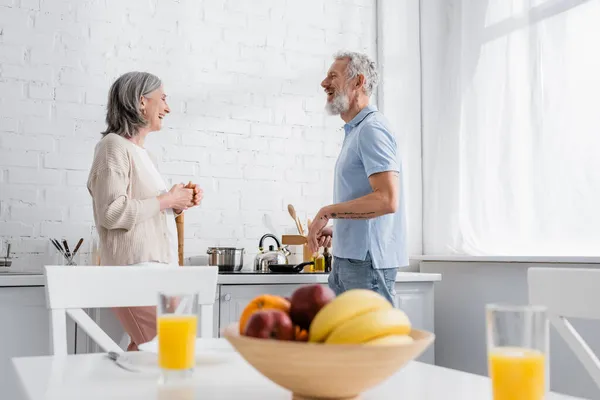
[294,326,309,342]
[239,294,291,334]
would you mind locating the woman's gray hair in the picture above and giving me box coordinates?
[101,71,162,138]
[334,51,379,96]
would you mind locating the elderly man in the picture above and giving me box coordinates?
[307,51,408,305]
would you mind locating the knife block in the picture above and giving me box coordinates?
[281,235,312,270]
[281,235,307,245]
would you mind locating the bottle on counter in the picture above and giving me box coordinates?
[323,247,332,273]
[313,252,325,273]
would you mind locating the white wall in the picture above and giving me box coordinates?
[0,0,377,270]
[419,0,462,256]
[377,0,422,265]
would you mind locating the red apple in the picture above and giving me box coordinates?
[289,284,336,331]
[244,309,295,340]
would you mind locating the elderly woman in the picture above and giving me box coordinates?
[87,71,203,351]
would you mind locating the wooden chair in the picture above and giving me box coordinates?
[44,265,218,356]
[528,267,600,390]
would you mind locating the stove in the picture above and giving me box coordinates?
[218,270,327,275]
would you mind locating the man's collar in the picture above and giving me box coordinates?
[344,104,378,129]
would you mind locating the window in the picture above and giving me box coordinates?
[422,0,600,256]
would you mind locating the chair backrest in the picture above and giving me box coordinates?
[44,265,218,356]
[528,267,600,389]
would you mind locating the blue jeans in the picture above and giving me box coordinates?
[328,252,398,306]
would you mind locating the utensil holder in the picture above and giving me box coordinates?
[46,240,80,266]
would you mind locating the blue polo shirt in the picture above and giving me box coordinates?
[332,104,408,269]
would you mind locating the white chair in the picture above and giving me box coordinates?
[44,265,218,356]
[528,267,600,390]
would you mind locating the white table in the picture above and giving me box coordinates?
[12,346,584,400]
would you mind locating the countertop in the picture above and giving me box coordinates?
[216,271,441,285]
[414,255,600,264]
[0,269,441,287]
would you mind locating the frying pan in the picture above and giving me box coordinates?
[268,261,314,274]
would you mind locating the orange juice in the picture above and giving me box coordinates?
[489,347,545,400]
[157,315,197,370]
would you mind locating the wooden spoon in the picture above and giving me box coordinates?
[287,204,304,235]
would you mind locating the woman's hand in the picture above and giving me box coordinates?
[184,181,203,206]
[158,184,194,212]
[171,182,204,214]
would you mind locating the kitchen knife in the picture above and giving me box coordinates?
[50,239,65,256]
[71,238,84,258]
[62,240,71,259]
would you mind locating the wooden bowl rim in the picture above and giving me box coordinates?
[223,323,435,348]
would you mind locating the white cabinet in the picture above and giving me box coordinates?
[216,282,436,364]
[395,282,435,364]
[0,287,76,400]
[0,287,50,400]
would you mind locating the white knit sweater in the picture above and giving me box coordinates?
[87,133,175,266]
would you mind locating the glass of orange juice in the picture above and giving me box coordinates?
[486,304,549,400]
[157,292,198,383]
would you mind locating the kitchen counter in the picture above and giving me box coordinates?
[0,270,441,287]
[217,271,441,284]
[0,273,45,287]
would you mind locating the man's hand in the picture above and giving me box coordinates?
[318,226,333,249]
[307,211,330,253]
[305,171,400,252]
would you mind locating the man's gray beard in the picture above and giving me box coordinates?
[325,92,350,115]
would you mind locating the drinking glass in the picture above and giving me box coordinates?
[157,292,198,383]
[486,304,549,400]
[157,384,195,400]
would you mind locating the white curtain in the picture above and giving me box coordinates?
[422,0,600,256]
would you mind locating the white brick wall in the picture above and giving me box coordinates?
[0,0,376,271]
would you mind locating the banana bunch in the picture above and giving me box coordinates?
[309,289,413,345]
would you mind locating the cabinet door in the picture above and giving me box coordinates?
[213,287,220,338]
[0,287,62,400]
[218,284,324,336]
[395,282,435,364]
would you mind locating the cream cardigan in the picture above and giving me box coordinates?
[87,133,175,266]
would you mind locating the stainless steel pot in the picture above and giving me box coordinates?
[206,247,244,272]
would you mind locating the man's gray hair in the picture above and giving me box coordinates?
[334,51,379,96]
[101,71,162,138]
